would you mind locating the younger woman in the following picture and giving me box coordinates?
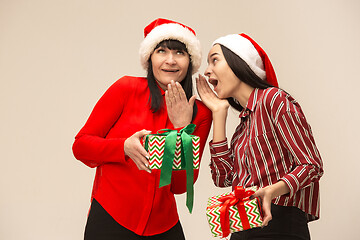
[197,33,323,240]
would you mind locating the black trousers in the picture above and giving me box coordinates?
[84,199,185,240]
[230,204,310,240]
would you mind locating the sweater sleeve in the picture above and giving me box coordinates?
[72,77,131,168]
[170,101,212,194]
[268,90,324,197]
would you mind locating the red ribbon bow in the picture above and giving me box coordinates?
[218,186,255,237]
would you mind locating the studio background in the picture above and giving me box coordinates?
[1,0,359,239]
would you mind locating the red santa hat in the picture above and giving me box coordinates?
[213,33,278,87]
[139,18,202,74]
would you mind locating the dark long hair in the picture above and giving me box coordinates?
[147,39,197,120]
[220,45,274,112]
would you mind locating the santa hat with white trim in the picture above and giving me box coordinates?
[139,18,202,74]
[213,33,278,87]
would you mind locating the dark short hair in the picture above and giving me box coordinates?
[147,39,197,120]
[220,45,274,112]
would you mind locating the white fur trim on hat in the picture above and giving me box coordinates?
[213,34,266,80]
[139,23,201,74]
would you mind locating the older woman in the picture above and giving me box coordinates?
[72,18,212,240]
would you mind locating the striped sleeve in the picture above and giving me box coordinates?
[271,97,324,197]
[209,139,234,187]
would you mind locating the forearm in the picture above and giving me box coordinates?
[73,134,126,168]
[212,109,228,142]
[264,180,290,199]
[209,139,234,187]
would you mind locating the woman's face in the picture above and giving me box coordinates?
[150,46,190,90]
[205,44,241,99]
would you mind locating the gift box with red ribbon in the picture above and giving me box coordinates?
[206,186,263,238]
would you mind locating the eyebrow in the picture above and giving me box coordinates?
[207,52,220,63]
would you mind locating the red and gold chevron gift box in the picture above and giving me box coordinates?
[145,134,200,170]
[206,186,263,238]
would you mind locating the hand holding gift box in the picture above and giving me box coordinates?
[206,186,263,238]
[143,124,200,213]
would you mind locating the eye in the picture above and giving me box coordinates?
[154,47,166,54]
[176,50,185,55]
[211,57,218,64]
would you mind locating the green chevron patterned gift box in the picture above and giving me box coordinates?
[206,186,263,238]
[143,124,200,213]
[145,134,200,169]
[143,126,200,170]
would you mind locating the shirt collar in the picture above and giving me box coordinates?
[238,88,261,118]
[159,86,165,96]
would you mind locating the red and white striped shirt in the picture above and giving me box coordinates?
[209,87,323,221]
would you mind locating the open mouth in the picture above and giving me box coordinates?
[209,78,218,88]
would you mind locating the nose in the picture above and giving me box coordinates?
[204,65,211,77]
[165,53,176,65]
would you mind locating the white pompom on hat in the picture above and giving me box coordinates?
[213,33,278,87]
[139,18,202,74]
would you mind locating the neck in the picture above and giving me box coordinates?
[155,79,167,91]
[233,82,254,109]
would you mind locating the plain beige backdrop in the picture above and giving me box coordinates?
[1,0,359,239]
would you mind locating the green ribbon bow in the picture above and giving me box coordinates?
[144,124,196,213]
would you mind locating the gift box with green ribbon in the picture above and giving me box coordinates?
[206,186,263,238]
[143,124,200,213]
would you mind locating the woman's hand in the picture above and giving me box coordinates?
[196,74,229,142]
[165,80,196,128]
[124,129,152,173]
[250,181,290,227]
[196,74,229,113]
[250,187,273,227]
